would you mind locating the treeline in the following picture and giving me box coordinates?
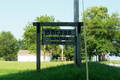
[0,31,18,61]
[0,6,120,61]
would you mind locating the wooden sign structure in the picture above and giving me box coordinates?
[33,22,83,72]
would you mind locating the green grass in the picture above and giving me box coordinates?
[0,61,73,75]
[100,61,120,64]
[0,61,120,80]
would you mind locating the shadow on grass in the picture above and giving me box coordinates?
[0,62,120,80]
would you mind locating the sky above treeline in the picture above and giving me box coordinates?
[0,0,120,40]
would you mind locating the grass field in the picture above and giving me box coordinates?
[99,61,120,64]
[0,61,120,80]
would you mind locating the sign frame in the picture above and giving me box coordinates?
[42,41,76,45]
[33,22,83,72]
[42,37,76,40]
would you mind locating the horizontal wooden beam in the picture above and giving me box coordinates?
[42,41,76,45]
[33,22,83,26]
[42,29,76,35]
[42,37,76,40]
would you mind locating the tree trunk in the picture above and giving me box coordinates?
[102,53,106,61]
[44,53,45,62]
[96,54,97,61]
[4,56,6,61]
[43,45,46,62]
[98,55,101,61]
[4,57,6,61]
[89,55,91,61]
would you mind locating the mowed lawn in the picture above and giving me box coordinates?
[100,61,120,64]
[0,61,73,75]
[0,61,120,80]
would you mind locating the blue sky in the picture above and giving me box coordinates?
[0,0,120,40]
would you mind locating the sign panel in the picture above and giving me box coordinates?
[42,29,76,35]
[42,41,76,45]
[42,37,76,40]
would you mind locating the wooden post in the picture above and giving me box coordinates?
[77,22,82,67]
[74,0,79,66]
[36,23,40,72]
[62,45,63,60]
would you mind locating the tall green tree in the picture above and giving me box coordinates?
[63,45,74,61]
[22,15,61,60]
[63,45,86,61]
[81,6,120,61]
[0,31,18,61]
[17,39,29,50]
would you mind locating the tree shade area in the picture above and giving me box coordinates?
[0,61,120,80]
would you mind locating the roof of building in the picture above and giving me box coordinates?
[17,50,51,56]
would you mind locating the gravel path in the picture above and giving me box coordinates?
[105,63,120,68]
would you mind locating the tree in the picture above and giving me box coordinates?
[0,31,18,61]
[22,15,61,60]
[17,39,29,50]
[81,6,120,61]
[63,45,74,61]
[63,45,86,61]
[107,13,120,55]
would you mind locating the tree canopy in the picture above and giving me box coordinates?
[81,6,120,60]
[0,31,18,61]
[63,45,74,61]
[22,15,61,59]
[17,39,29,50]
